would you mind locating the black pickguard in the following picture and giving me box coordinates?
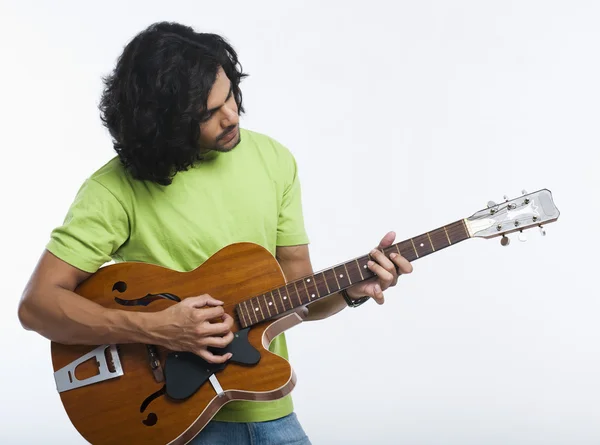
[164,328,260,400]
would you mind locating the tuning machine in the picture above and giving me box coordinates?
[501,235,510,246]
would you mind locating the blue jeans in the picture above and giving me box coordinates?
[190,413,311,445]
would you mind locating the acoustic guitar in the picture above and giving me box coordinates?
[51,189,560,444]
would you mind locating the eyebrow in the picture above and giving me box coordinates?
[206,84,233,114]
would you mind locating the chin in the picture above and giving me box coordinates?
[219,133,242,151]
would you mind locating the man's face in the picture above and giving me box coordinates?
[198,66,241,153]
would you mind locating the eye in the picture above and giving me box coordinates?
[200,112,215,123]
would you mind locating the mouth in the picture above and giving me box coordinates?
[220,127,238,144]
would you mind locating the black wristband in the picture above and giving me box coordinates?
[341,289,370,308]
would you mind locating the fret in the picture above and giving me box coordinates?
[346,260,363,284]
[412,234,435,257]
[410,238,419,258]
[270,291,281,314]
[333,268,342,289]
[294,281,308,305]
[237,303,246,326]
[300,278,309,300]
[275,289,287,312]
[303,276,319,300]
[451,220,470,243]
[426,232,435,251]
[334,265,351,289]
[343,263,351,284]
[443,226,452,245]
[284,283,300,307]
[355,259,365,280]
[263,294,272,317]
[277,288,291,311]
[430,227,451,250]
[253,296,265,321]
[259,296,268,320]
[395,240,415,261]
[356,255,374,279]
[292,282,301,305]
[461,219,471,238]
[323,269,340,293]
[315,272,330,296]
[237,304,248,327]
[244,300,256,324]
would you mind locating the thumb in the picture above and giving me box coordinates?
[378,231,396,249]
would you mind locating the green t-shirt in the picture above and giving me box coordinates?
[46,128,310,423]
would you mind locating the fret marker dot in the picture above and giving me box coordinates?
[339,274,344,278]
[255,307,259,311]
[268,302,272,306]
[307,278,311,282]
[363,265,367,269]
[283,296,287,299]
[420,243,424,247]
[311,294,315,298]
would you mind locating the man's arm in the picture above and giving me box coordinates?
[17,250,158,344]
[17,250,235,363]
[275,244,347,321]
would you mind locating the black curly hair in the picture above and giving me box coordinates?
[99,21,248,185]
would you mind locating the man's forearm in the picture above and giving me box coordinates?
[18,286,157,345]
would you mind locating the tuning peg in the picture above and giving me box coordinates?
[518,231,528,242]
[503,195,509,202]
[539,225,546,236]
[521,189,528,195]
[487,201,497,208]
[501,235,510,246]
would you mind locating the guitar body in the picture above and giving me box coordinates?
[51,242,303,445]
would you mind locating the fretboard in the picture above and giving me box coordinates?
[235,219,471,328]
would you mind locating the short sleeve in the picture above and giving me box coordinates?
[276,148,310,247]
[45,178,130,273]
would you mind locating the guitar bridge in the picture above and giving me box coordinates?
[54,344,124,393]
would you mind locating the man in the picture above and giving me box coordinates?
[18,21,413,444]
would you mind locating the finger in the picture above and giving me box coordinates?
[377,231,396,249]
[196,305,226,321]
[370,249,399,279]
[203,315,234,335]
[369,283,385,305]
[197,349,232,364]
[367,259,395,290]
[389,253,413,274]
[202,331,235,348]
[186,294,224,308]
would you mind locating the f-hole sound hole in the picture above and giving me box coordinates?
[143,413,158,426]
[113,281,127,293]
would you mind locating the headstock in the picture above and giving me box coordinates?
[465,189,560,245]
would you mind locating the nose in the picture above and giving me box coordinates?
[221,104,239,127]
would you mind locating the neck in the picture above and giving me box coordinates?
[235,219,471,328]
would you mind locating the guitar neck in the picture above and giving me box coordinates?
[235,219,472,328]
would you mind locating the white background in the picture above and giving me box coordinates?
[1,1,599,444]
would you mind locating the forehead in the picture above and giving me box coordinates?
[206,67,231,107]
